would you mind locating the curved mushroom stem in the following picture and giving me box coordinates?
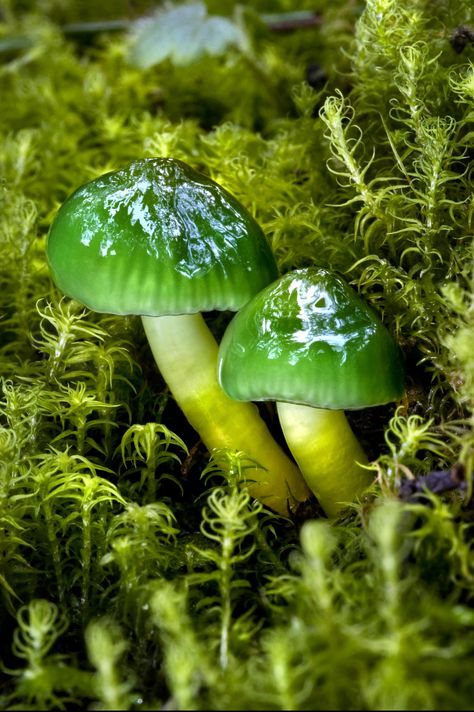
[141,313,311,515]
[276,401,373,518]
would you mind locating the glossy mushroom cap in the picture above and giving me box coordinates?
[47,158,278,315]
[218,267,405,410]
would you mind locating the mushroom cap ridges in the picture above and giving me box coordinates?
[218,267,405,410]
[47,158,278,316]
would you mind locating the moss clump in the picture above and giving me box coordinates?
[1,0,474,709]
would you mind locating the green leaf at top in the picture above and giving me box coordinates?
[128,2,249,69]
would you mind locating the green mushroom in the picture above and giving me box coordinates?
[46,158,310,515]
[217,267,405,517]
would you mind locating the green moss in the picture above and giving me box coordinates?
[1,0,474,709]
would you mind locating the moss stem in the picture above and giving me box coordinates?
[141,313,310,515]
[276,402,372,517]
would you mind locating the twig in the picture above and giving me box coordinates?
[260,11,322,32]
[398,463,468,502]
[0,11,322,55]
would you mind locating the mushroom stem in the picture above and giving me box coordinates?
[276,401,372,518]
[141,313,310,515]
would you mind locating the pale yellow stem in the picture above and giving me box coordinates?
[276,401,372,518]
[142,314,310,515]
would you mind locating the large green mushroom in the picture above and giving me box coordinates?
[47,158,310,515]
[217,267,405,517]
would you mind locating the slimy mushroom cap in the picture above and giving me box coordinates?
[218,267,405,410]
[47,158,278,316]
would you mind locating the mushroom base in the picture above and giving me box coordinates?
[276,401,372,518]
[141,313,311,515]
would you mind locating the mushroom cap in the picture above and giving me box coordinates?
[218,267,405,410]
[47,158,278,316]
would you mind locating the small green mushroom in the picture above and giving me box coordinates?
[47,158,310,515]
[217,267,405,517]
